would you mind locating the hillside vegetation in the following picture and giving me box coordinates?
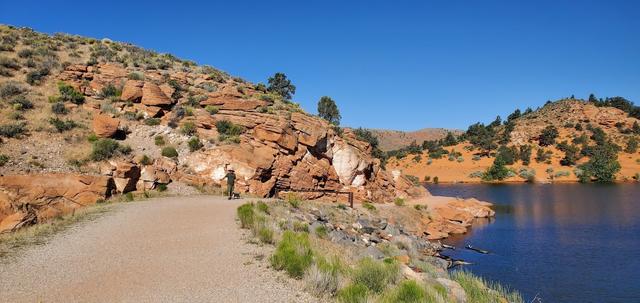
[387,98,640,183]
[0,25,423,233]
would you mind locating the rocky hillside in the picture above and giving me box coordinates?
[0,25,424,232]
[368,128,461,151]
[388,99,640,183]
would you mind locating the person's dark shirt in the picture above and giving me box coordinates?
[225,172,236,185]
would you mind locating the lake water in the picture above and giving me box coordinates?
[427,183,640,303]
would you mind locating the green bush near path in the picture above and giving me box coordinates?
[237,203,255,229]
[270,231,314,279]
[452,270,523,303]
[351,257,400,294]
[337,283,369,303]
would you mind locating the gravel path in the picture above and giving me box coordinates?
[0,196,319,303]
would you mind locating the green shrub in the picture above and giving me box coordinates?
[90,138,130,161]
[305,255,344,296]
[161,146,178,158]
[405,175,420,186]
[51,102,68,114]
[469,171,485,179]
[181,121,196,135]
[351,257,400,294]
[48,117,78,132]
[394,198,405,206]
[293,221,309,233]
[483,157,510,181]
[379,280,426,303]
[433,176,439,184]
[286,193,301,208]
[413,204,423,211]
[99,83,121,99]
[270,231,314,279]
[125,192,134,202]
[140,154,152,165]
[256,201,270,214]
[315,225,328,238]
[10,96,33,110]
[154,135,165,146]
[539,125,559,146]
[216,120,244,142]
[26,68,50,85]
[237,203,255,229]
[0,154,9,166]
[87,133,98,142]
[362,202,376,211]
[128,72,144,80]
[205,105,219,115]
[57,82,84,104]
[144,118,161,126]
[0,82,24,98]
[0,123,27,138]
[337,283,369,303]
[156,183,168,192]
[187,136,203,152]
[257,225,275,244]
[452,270,523,303]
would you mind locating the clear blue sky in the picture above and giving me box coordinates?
[2,0,639,130]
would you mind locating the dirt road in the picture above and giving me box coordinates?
[0,196,318,303]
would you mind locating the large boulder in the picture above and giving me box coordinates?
[0,174,113,232]
[92,114,120,138]
[141,82,173,106]
[120,80,144,102]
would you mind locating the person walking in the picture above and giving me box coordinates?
[225,169,236,200]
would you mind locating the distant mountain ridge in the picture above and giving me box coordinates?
[367,128,463,151]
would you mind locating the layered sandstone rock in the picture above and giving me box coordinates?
[0,174,112,232]
[92,114,120,138]
[141,82,173,106]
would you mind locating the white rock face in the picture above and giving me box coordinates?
[331,142,369,186]
[391,170,402,181]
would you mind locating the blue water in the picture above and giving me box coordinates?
[427,183,640,303]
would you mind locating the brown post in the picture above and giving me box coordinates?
[348,192,354,208]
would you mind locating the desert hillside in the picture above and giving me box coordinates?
[0,25,425,232]
[369,128,461,151]
[387,99,640,183]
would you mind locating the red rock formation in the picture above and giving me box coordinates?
[92,114,120,138]
[0,174,112,232]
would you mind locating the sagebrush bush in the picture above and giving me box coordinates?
[154,135,165,146]
[0,82,24,98]
[0,154,9,166]
[48,117,78,132]
[305,255,344,297]
[270,231,314,279]
[337,283,369,303]
[216,120,244,142]
[237,203,255,229]
[90,138,130,161]
[58,82,84,104]
[205,105,219,114]
[394,198,405,206]
[49,102,67,114]
[187,136,203,152]
[351,257,400,294]
[145,118,160,126]
[362,202,376,211]
[25,68,50,85]
[0,123,26,138]
[181,122,196,136]
[161,146,178,158]
[379,280,426,303]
